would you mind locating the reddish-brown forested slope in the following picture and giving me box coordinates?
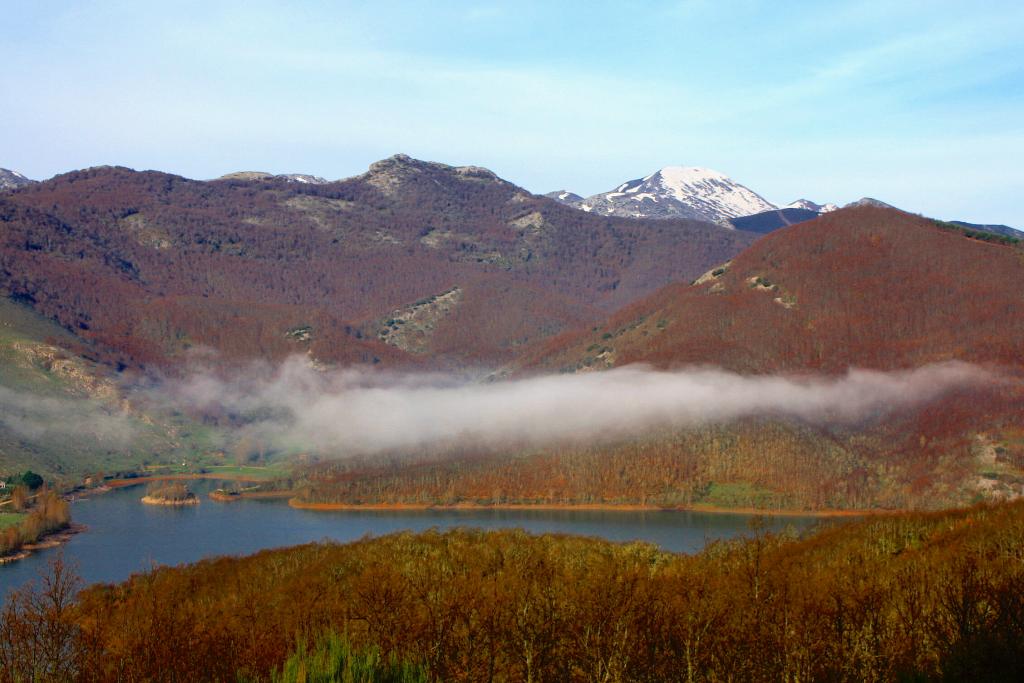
[0,158,755,369]
[525,206,1024,373]
[524,205,1024,374]
[295,208,1024,511]
[8,503,1024,680]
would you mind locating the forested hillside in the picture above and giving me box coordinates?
[526,206,1024,373]
[3,177,1022,508]
[6,501,1024,681]
[289,383,1023,511]
[292,207,1024,511]
[0,157,754,369]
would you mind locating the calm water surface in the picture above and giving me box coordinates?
[1,480,825,596]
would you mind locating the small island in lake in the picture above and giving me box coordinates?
[141,481,199,506]
[209,487,241,502]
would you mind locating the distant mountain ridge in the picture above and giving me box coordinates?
[217,171,328,184]
[727,207,821,233]
[844,197,897,210]
[949,220,1024,240]
[216,169,1019,239]
[14,163,1022,238]
[785,198,838,213]
[544,190,584,203]
[0,168,36,191]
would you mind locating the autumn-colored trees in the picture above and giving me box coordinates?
[0,490,70,557]
[286,387,1023,512]
[3,500,1024,680]
[0,555,81,682]
[529,206,1024,375]
[8,487,28,513]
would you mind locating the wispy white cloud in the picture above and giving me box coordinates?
[0,387,134,446]
[156,357,997,456]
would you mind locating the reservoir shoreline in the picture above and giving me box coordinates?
[0,523,86,565]
[288,499,880,517]
[1,479,822,597]
[108,474,877,517]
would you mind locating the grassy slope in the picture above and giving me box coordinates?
[0,297,226,481]
[0,512,25,529]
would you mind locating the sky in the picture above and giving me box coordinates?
[2,0,1023,225]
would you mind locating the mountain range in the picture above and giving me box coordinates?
[1,155,1022,512]
[949,220,1024,240]
[0,156,753,370]
[217,171,329,184]
[1,155,1021,381]
[6,162,1019,238]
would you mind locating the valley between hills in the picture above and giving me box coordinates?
[1,156,1023,681]
[0,158,1021,516]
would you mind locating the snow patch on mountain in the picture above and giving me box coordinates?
[544,190,584,203]
[0,168,37,191]
[785,199,838,213]
[279,173,328,184]
[217,171,329,184]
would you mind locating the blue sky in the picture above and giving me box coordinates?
[2,1,1023,224]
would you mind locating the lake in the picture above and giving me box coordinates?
[1,479,825,597]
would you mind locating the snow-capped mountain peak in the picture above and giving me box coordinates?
[544,190,584,203]
[0,168,37,191]
[656,165,728,188]
[652,166,775,216]
[784,199,838,213]
[571,165,777,225]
